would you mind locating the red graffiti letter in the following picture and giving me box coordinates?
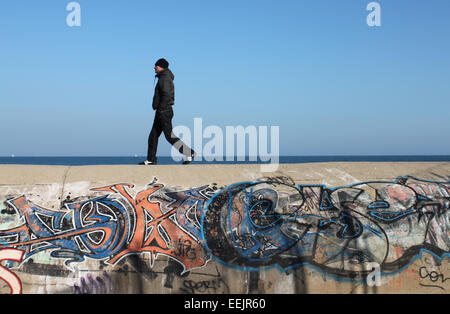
[0,249,24,294]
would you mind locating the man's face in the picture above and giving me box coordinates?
[154,65,164,73]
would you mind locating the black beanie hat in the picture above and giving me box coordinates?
[155,58,169,69]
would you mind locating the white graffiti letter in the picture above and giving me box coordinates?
[366,2,381,27]
[366,262,381,287]
[0,249,25,294]
[66,2,81,27]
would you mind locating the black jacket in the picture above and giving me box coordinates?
[152,68,175,111]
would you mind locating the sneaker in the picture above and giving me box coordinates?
[182,152,196,165]
[139,160,157,165]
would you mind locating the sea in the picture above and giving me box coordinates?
[0,156,449,166]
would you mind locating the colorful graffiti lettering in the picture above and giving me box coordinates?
[0,175,448,293]
[0,248,24,294]
[0,183,215,273]
[202,176,449,278]
[0,194,130,268]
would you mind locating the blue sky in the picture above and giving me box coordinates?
[0,0,449,157]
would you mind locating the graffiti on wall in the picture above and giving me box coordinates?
[203,176,449,279]
[0,175,448,293]
[0,248,24,294]
[0,183,216,273]
[73,271,114,294]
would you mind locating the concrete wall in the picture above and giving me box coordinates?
[0,162,448,294]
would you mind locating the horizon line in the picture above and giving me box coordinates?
[2,155,450,158]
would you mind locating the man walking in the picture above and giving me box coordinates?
[140,58,195,165]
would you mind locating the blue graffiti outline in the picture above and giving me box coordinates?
[201,176,449,278]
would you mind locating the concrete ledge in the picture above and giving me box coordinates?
[1,161,448,185]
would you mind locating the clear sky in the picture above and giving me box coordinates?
[0,0,449,157]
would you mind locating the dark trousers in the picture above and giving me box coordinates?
[147,109,193,162]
